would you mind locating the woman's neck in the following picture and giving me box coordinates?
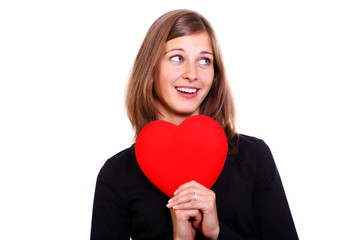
[156,111,199,126]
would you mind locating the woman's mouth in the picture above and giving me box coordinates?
[176,87,198,94]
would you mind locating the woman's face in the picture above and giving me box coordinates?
[154,31,214,125]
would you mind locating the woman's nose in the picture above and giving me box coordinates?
[182,63,198,82]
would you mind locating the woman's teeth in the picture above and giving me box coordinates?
[176,87,198,93]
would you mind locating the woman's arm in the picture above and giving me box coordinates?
[90,164,130,240]
[218,139,298,239]
[251,141,299,239]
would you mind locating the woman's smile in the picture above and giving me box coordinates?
[176,87,198,94]
[175,86,200,99]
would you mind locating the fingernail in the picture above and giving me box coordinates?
[173,189,178,195]
[172,205,178,209]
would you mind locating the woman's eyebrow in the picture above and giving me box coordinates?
[164,48,184,55]
[200,51,213,55]
[165,48,213,55]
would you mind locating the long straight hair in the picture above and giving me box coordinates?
[125,9,238,153]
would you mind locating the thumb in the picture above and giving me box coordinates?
[191,211,203,229]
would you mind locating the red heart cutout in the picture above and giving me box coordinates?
[135,115,228,197]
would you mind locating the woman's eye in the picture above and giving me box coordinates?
[199,58,211,66]
[170,55,183,63]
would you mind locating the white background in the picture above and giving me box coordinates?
[1,0,359,239]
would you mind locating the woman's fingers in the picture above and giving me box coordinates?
[167,181,215,210]
[192,210,202,229]
[167,191,200,208]
[170,208,202,238]
[174,180,208,195]
[167,180,220,239]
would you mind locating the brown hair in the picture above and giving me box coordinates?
[125,9,238,153]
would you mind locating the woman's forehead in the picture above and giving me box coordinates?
[164,32,213,53]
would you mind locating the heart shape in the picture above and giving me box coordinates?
[135,115,228,197]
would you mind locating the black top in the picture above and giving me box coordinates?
[90,134,298,239]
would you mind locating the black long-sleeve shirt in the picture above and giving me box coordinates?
[91,134,299,239]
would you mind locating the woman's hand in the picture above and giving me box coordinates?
[167,181,220,240]
[170,208,202,240]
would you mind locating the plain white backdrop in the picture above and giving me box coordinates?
[1,0,359,239]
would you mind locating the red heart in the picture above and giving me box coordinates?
[135,115,228,197]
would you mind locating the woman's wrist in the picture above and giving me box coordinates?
[207,225,220,240]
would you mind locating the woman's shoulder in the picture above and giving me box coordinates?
[233,133,275,168]
[97,146,136,181]
[237,134,271,154]
[107,146,135,163]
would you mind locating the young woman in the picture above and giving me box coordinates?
[91,9,298,240]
